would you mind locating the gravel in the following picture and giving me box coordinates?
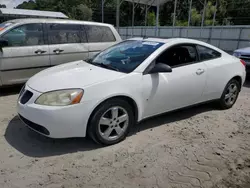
[1,81,250,188]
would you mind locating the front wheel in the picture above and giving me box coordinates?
[87,99,135,145]
[219,79,240,109]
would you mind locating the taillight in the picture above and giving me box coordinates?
[240,59,246,66]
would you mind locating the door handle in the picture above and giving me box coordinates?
[196,68,205,75]
[35,49,46,55]
[53,49,64,54]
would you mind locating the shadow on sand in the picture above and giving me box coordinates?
[5,102,216,158]
[0,85,23,97]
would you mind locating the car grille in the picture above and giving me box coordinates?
[19,115,50,135]
[20,90,33,104]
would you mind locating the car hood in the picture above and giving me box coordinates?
[234,47,250,55]
[27,60,125,93]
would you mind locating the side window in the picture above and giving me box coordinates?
[2,23,44,47]
[156,45,198,67]
[197,45,221,61]
[48,24,83,44]
[85,25,116,42]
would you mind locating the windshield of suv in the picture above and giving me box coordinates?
[87,40,164,73]
[0,22,13,32]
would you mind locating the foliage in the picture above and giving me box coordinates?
[16,0,36,10]
[17,0,93,21]
[0,4,6,8]
[162,0,217,26]
[15,0,250,26]
[147,12,156,26]
[72,4,92,21]
[191,8,202,26]
[176,20,188,26]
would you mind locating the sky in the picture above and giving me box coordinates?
[0,0,26,8]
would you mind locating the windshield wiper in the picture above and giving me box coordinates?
[94,63,119,72]
[86,59,119,72]
[85,58,93,64]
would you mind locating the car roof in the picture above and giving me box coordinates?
[5,18,114,27]
[127,37,225,53]
[128,37,205,44]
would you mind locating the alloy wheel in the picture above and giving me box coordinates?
[98,106,129,141]
[224,83,238,106]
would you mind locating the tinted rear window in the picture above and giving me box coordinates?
[48,23,84,44]
[197,45,221,61]
[85,25,116,43]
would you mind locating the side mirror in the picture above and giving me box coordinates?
[0,38,8,51]
[149,63,172,74]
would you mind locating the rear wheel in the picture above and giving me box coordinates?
[219,79,240,109]
[87,99,134,145]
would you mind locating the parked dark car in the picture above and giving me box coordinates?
[233,47,250,73]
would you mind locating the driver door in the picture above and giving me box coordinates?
[141,44,207,118]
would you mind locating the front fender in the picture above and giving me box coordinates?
[82,73,144,122]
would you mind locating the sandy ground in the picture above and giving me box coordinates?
[1,81,250,188]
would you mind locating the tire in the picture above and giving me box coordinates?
[87,98,135,145]
[219,79,240,109]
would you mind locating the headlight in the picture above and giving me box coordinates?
[35,89,84,106]
[233,52,241,58]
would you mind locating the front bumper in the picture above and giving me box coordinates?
[17,85,94,138]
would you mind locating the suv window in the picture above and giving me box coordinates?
[2,23,44,47]
[197,45,221,61]
[48,24,85,44]
[85,25,116,42]
[156,45,198,67]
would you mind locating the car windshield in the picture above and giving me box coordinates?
[0,22,13,32]
[87,40,164,73]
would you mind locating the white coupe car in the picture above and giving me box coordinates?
[17,38,246,145]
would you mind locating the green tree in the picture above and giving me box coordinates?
[191,8,202,26]
[16,0,37,9]
[147,11,156,26]
[15,0,250,26]
[72,4,93,21]
[0,4,6,8]
[16,0,93,21]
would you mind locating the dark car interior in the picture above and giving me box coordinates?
[156,45,197,67]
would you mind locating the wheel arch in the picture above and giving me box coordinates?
[232,75,242,89]
[86,95,140,132]
[221,75,243,97]
[232,75,242,86]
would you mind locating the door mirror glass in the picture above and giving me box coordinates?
[149,63,172,74]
